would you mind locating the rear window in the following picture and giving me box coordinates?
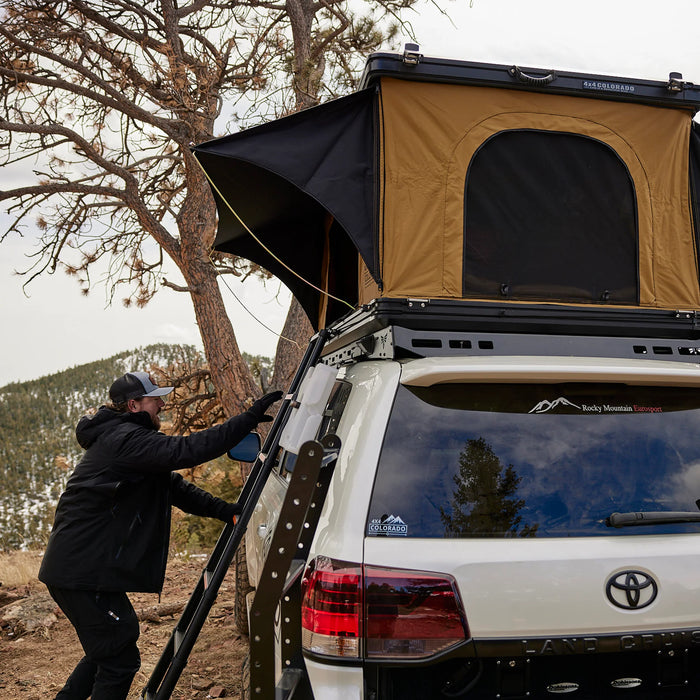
[366,383,700,538]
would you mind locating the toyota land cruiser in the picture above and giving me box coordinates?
[191,48,700,699]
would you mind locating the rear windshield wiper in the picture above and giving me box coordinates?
[606,511,700,528]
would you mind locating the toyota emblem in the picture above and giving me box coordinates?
[606,570,658,610]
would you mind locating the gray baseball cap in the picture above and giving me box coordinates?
[109,371,174,404]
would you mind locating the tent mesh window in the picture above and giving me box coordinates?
[463,130,639,304]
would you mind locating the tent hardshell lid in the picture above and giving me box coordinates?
[193,52,700,330]
[360,53,700,112]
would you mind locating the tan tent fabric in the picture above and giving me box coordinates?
[362,77,699,310]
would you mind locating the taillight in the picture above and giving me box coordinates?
[301,557,363,657]
[365,566,468,659]
[301,558,469,660]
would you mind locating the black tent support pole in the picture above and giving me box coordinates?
[140,328,332,700]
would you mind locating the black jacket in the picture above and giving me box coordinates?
[39,406,258,593]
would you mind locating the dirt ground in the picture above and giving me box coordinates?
[0,554,248,700]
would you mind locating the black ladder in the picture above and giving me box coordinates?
[247,434,340,700]
[140,330,331,700]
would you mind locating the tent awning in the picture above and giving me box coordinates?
[192,88,378,329]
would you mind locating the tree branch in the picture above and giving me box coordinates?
[0,27,175,136]
[0,118,136,182]
[162,277,201,293]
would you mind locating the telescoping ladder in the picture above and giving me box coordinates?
[140,330,333,700]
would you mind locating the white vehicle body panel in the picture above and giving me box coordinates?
[247,471,286,589]
[309,361,401,565]
[400,355,700,386]
[304,659,364,700]
[363,536,700,638]
[247,347,700,698]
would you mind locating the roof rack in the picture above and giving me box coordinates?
[320,299,700,366]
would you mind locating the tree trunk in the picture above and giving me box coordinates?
[183,260,262,415]
[175,155,261,417]
[270,297,314,391]
[268,1,327,391]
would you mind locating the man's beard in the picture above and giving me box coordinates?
[151,413,161,431]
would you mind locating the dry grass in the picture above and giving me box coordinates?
[0,550,42,587]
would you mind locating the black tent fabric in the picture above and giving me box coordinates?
[690,122,700,274]
[192,88,377,329]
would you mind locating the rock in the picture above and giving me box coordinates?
[191,677,211,691]
[0,592,58,637]
[136,602,185,623]
[208,685,226,698]
[0,589,25,608]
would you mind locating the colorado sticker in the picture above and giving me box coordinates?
[368,514,408,536]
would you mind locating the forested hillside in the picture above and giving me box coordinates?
[0,344,210,551]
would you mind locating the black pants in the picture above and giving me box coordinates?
[47,587,141,700]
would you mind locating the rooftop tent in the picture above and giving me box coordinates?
[192,88,377,329]
[368,77,699,309]
[194,53,700,330]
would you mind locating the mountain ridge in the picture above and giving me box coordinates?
[0,343,206,551]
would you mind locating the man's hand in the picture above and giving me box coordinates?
[224,501,242,523]
[248,390,284,422]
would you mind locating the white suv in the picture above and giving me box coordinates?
[178,48,700,700]
[239,305,700,699]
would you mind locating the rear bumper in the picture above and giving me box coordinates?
[368,646,700,699]
[474,627,700,658]
[303,629,700,699]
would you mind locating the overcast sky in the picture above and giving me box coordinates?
[2,0,700,387]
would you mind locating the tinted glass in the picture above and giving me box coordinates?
[367,383,700,538]
[464,130,638,304]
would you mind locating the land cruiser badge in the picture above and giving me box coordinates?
[368,514,408,536]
